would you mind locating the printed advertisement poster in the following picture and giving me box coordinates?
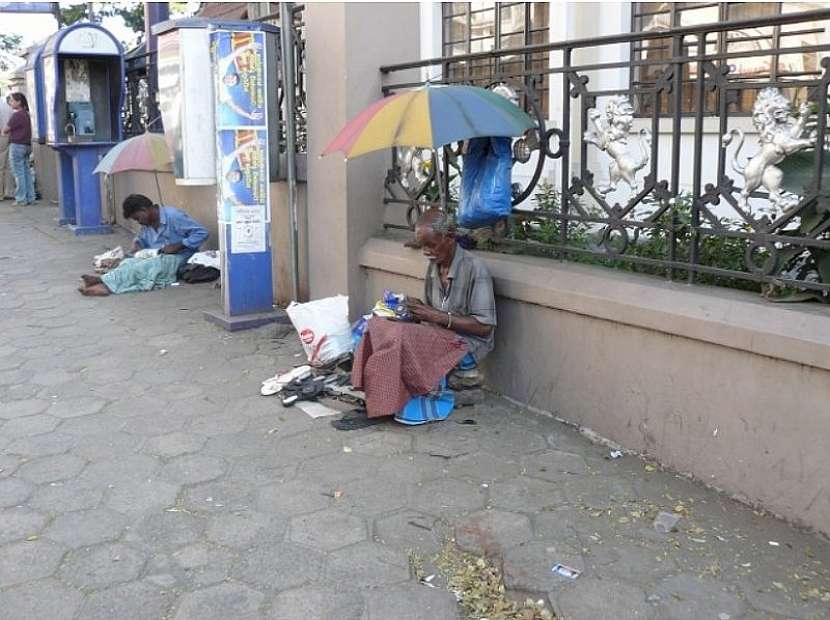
[213,30,266,127]
[230,205,267,254]
[217,128,268,221]
[42,56,56,142]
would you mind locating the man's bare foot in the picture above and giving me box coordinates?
[81,274,102,287]
[79,283,110,297]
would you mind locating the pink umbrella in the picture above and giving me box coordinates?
[93,132,173,202]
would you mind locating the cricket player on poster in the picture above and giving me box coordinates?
[214,30,266,126]
[218,129,268,218]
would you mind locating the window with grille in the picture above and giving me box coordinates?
[441,2,550,115]
[631,2,830,116]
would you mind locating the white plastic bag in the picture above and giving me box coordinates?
[285,295,352,365]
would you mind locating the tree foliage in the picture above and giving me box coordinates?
[0,32,23,72]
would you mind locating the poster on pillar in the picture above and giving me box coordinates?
[217,128,269,224]
[213,30,266,127]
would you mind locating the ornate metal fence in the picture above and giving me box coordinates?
[123,46,157,138]
[380,9,830,299]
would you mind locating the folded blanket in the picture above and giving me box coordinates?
[351,317,467,418]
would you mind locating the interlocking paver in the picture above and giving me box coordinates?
[455,509,533,556]
[0,203,827,620]
[43,508,127,548]
[0,507,48,544]
[16,453,86,484]
[0,477,34,507]
[0,539,67,587]
[290,508,367,551]
[0,578,84,620]
[59,542,147,590]
[269,585,365,620]
[232,541,324,591]
[175,583,264,620]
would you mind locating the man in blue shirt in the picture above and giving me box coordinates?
[79,194,210,296]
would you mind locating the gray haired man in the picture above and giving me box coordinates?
[406,209,497,389]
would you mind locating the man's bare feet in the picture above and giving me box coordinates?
[81,274,102,287]
[79,283,110,297]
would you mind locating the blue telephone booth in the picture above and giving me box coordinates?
[39,23,125,235]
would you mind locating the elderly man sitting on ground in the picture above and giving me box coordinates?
[351,208,497,425]
[78,194,209,297]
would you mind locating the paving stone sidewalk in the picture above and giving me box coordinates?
[0,201,828,620]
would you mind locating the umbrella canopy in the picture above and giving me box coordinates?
[322,85,535,159]
[93,132,173,175]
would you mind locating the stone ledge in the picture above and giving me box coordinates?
[360,236,830,372]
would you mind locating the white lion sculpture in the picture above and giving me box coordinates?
[584,96,652,196]
[722,87,816,210]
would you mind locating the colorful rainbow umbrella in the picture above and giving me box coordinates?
[93,132,173,203]
[322,84,535,159]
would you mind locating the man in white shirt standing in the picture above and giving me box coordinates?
[0,94,15,199]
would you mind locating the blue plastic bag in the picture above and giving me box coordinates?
[458,137,513,229]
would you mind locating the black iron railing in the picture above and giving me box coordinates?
[123,46,158,137]
[380,9,830,299]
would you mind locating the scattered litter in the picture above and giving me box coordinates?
[333,490,344,500]
[713,427,719,437]
[456,419,477,425]
[741,562,752,568]
[481,483,488,488]
[769,540,780,547]
[25,535,39,541]
[205,497,213,502]
[159,349,168,356]
[342,446,353,453]
[653,511,681,534]
[170,282,180,287]
[419,574,437,588]
[644,463,657,472]
[718,613,731,620]
[295,400,341,419]
[267,428,279,435]
[646,594,661,603]
[689,537,707,544]
[551,563,581,579]
[609,450,623,459]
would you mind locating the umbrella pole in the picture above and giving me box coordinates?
[434,148,447,211]
[154,170,164,205]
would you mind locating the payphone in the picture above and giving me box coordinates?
[38,23,124,234]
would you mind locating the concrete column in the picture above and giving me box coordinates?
[305,2,420,316]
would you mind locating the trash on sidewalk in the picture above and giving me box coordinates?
[286,295,352,365]
[653,511,682,534]
[261,365,312,396]
[609,449,623,459]
[295,400,341,419]
[93,246,125,272]
[551,563,581,579]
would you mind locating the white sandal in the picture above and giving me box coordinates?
[260,365,312,396]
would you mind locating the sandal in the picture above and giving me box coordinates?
[261,365,312,396]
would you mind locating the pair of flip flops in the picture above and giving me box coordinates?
[280,374,328,406]
[260,365,312,396]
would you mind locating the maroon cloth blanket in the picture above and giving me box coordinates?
[352,317,467,418]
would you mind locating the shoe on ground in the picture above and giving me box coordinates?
[454,388,484,407]
[448,368,482,390]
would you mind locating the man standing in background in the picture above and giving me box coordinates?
[0,94,15,200]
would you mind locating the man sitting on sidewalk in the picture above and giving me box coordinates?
[351,209,496,425]
[78,194,209,297]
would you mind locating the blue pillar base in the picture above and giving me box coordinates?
[203,307,289,332]
[58,217,76,226]
[71,224,113,236]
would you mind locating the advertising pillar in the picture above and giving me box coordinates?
[208,27,276,327]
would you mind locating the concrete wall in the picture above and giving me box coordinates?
[32,144,58,204]
[360,236,830,535]
[305,2,421,316]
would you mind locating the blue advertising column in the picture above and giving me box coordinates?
[203,25,281,331]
